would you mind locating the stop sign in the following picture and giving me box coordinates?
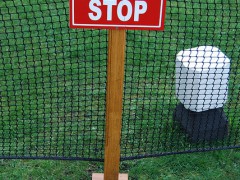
[70,0,167,30]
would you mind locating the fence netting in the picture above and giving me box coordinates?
[0,0,107,161]
[0,0,239,161]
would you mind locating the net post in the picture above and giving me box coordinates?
[103,29,126,180]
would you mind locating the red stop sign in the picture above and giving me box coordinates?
[70,0,167,30]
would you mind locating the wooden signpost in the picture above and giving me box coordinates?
[70,0,166,179]
[102,29,127,180]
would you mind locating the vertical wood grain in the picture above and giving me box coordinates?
[104,29,126,180]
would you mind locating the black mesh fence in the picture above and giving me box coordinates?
[0,0,239,161]
[121,0,240,160]
[0,0,107,161]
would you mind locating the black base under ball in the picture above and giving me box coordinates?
[173,103,228,142]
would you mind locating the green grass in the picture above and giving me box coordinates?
[124,149,240,180]
[0,0,108,159]
[0,0,240,179]
[121,0,240,158]
[1,149,240,179]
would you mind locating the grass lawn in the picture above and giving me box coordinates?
[0,0,239,179]
[1,149,240,179]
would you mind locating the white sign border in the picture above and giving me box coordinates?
[72,0,164,28]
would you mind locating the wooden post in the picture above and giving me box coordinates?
[92,29,128,180]
[105,29,126,180]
